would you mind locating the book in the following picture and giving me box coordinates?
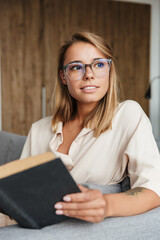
[0,152,80,229]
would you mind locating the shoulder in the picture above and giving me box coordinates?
[20,116,54,158]
[118,100,142,114]
[28,116,53,145]
[29,116,53,137]
[32,116,53,129]
[117,100,147,120]
[114,100,151,131]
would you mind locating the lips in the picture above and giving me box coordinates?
[80,85,99,90]
[80,85,99,93]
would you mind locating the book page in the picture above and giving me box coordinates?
[0,152,55,179]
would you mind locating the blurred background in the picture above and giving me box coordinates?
[0,0,159,146]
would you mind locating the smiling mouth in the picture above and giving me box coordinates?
[81,86,99,90]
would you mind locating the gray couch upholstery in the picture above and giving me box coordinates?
[0,131,160,240]
[0,131,26,165]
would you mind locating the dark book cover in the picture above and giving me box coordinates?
[0,153,80,229]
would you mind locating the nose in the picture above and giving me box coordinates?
[83,65,94,80]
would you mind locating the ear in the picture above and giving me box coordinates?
[60,70,67,85]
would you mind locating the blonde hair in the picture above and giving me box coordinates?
[52,31,122,137]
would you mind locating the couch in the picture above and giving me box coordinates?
[0,130,160,240]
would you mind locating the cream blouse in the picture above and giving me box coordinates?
[20,100,160,197]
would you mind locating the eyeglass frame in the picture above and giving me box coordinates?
[61,58,112,80]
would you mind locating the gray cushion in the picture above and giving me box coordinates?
[0,131,26,165]
[0,183,159,240]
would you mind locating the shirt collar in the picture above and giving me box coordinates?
[76,127,93,139]
[56,121,63,135]
[52,121,94,140]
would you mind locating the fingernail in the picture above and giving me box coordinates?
[63,196,71,202]
[54,203,62,209]
[56,210,63,215]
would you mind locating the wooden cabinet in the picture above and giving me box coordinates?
[0,0,150,135]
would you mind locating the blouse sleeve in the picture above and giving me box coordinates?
[124,105,160,196]
[20,127,32,159]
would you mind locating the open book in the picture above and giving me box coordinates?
[0,152,80,229]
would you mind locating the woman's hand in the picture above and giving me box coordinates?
[54,185,108,223]
[54,185,160,221]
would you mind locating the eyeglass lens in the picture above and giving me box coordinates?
[65,59,111,80]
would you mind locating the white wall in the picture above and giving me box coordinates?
[149,0,160,142]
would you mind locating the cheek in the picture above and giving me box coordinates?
[101,76,110,94]
[65,80,79,97]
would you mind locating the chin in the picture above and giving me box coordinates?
[78,98,101,104]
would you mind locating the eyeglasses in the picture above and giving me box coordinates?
[62,58,112,80]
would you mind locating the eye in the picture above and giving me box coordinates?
[69,64,82,71]
[95,61,105,68]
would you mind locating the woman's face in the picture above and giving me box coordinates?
[61,42,110,106]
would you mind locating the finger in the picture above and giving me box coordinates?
[55,209,101,223]
[77,184,89,192]
[56,208,105,217]
[63,189,102,203]
[68,215,103,223]
[56,208,105,219]
[54,198,106,210]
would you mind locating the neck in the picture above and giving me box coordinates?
[75,102,97,123]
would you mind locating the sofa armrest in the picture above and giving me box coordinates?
[0,131,26,166]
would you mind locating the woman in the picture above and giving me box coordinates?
[21,31,160,223]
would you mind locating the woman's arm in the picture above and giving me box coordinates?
[54,185,160,223]
[106,187,160,217]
